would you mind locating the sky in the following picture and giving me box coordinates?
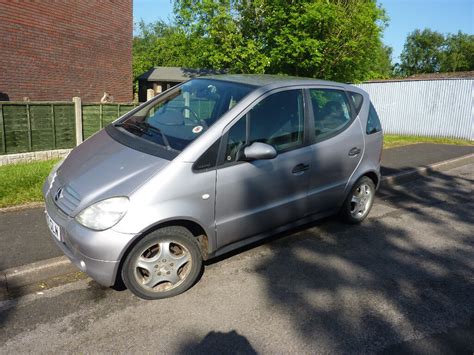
[133,0,474,62]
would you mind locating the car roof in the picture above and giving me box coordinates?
[201,74,350,89]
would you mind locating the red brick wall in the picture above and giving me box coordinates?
[0,0,132,102]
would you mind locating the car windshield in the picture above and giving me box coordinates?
[115,79,254,152]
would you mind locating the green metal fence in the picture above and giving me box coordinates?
[0,102,137,155]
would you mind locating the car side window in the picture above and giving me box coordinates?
[193,139,221,171]
[348,91,364,115]
[224,90,304,163]
[225,117,247,163]
[366,103,382,134]
[309,89,352,141]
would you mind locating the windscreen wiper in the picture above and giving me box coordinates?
[114,121,172,150]
[114,121,150,135]
[137,121,172,150]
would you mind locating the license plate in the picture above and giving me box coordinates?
[46,211,61,242]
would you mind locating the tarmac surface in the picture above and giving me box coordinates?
[1,161,473,353]
[0,143,472,270]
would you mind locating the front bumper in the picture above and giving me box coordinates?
[43,190,136,287]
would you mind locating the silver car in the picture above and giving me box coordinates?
[43,75,383,299]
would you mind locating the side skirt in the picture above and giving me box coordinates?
[209,208,338,259]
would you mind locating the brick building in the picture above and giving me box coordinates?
[0,0,132,102]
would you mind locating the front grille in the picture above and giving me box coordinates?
[45,193,67,220]
[55,184,81,215]
[51,177,81,216]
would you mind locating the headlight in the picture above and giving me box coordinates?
[75,197,129,231]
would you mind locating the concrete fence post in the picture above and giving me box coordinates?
[73,96,83,146]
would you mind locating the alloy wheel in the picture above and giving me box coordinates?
[133,240,192,293]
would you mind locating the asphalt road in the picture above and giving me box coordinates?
[1,163,472,353]
[0,208,57,270]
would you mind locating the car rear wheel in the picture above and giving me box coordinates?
[340,176,375,224]
[122,226,203,300]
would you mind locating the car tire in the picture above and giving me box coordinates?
[122,226,203,300]
[340,176,376,224]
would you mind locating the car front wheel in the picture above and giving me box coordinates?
[122,226,203,300]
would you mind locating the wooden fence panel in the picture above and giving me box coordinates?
[102,104,120,126]
[0,105,6,154]
[3,105,29,154]
[82,105,102,140]
[53,104,75,149]
[0,101,136,155]
[30,104,54,151]
[119,104,136,117]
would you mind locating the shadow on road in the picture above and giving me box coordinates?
[178,330,256,354]
[251,168,473,352]
[381,316,474,354]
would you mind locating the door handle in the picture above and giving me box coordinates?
[348,147,361,156]
[292,163,309,174]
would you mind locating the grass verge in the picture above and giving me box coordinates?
[0,159,59,208]
[384,135,473,149]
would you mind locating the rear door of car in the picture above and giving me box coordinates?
[305,87,365,215]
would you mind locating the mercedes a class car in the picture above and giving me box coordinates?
[43,75,383,299]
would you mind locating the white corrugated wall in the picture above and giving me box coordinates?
[356,79,473,140]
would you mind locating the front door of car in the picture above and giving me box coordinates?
[306,88,364,215]
[215,89,311,249]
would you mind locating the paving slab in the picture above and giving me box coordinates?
[381,143,473,176]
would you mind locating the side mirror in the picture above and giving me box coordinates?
[243,142,277,161]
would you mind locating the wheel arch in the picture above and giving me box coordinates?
[343,169,380,207]
[364,171,380,189]
[113,218,211,288]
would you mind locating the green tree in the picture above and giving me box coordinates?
[171,0,389,82]
[367,44,393,79]
[173,0,270,73]
[399,29,445,76]
[132,20,202,84]
[441,31,474,72]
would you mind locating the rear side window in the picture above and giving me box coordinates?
[309,89,353,141]
[366,103,382,134]
[348,92,364,114]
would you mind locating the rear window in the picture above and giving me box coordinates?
[366,103,382,134]
[348,92,364,114]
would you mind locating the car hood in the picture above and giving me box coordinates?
[50,130,170,217]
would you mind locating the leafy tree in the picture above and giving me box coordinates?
[172,0,389,82]
[132,20,202,84]
[398,29,474,76]
[172,0,270,73]
[367,44,393,79]
[133,0,391,87]
[399,29,444,76]
[441,31,474,72]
